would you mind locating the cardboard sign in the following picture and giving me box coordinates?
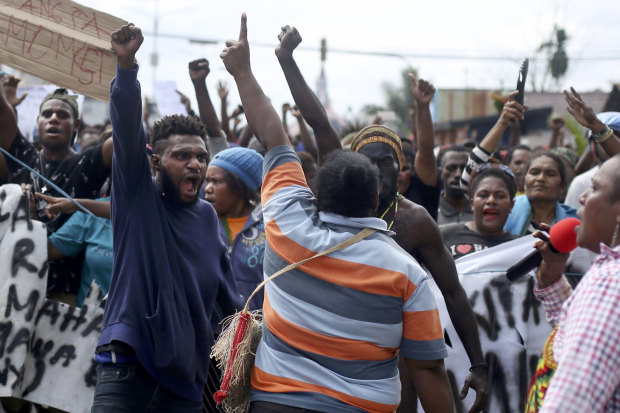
[0,184,104,413]
[0,0,127,101]
[428,236,553,413]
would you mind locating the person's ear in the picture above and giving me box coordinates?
[152,154,161,170]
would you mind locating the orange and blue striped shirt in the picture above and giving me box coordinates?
[251,146,447,412]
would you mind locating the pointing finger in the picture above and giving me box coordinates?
[239,13,247,42]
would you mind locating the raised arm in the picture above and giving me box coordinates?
[217,81,236,142]
[275,25,340,163]
[109,24,148,193]
[291,106,317,159]
[564,87,620,157]
[189,58,225,138]
[0,77,20,151]
[221,14,289,151]
[460,91,525,193]
[410,74,438,187]
[548,117,565,149]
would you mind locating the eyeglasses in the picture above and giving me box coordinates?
[476,163,516,179]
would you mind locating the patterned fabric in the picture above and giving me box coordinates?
[525,326,559,413]
[250,145,446,413]
[350,125,404,170]
[535,244,620,412]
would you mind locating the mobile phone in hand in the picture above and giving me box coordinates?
[516,58,529,105]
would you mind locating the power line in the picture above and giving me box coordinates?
[143,31,620,62]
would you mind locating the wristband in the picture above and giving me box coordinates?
[591,125,613,144]
[469,363,488,372]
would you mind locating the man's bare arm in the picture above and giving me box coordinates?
[405,358,454,413]
[401,206,488,412]
[410,74,438,186]
[275,25,340,163]
[221,14,289,151]
[189,58,225,138]
[0,78,20,151]
[292,106,317,159]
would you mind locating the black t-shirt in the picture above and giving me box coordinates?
[440,223,516,260]
[401,173,440,221]
[5,131,111,294]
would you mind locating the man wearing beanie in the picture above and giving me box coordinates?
[0,82,113,305]
[207,146,266,310]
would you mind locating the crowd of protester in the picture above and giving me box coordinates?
[0,13,619,413]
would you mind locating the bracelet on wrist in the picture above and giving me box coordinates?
[469,363,488,372]
[591,125,613,144]
[596,128,614,144]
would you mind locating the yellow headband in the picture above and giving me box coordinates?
[350,126,404,171]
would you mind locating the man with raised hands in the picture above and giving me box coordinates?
[91,23,239,412]
[275,24,488,413]
[222,14,453,413]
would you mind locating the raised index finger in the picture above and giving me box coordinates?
[239,13,248,42]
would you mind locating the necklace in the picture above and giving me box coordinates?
[38,151,48,194]
[379,193,400,230]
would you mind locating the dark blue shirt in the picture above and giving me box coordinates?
[96,65,239,401]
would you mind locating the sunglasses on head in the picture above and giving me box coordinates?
[476,163,516,179]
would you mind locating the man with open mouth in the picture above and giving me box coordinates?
[0,76,114,305]
[91,23,240,412]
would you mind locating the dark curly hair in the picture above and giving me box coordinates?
[315,150,379,217]
[150,115,207,155]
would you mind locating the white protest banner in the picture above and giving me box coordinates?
[15,84,85,141]
[0,0,127,102]
[429,236,553,413]
[153,80,187,117]
[0,184,103,413]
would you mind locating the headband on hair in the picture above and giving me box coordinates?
[39,88,79,118]
[350,125,404,171]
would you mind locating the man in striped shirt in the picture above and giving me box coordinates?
[221,14,454,413]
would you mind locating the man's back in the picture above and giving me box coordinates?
[252,146,446,412]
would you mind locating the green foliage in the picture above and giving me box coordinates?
[376,67,418,135]
[564,116,588,156]
[538,26,569,90]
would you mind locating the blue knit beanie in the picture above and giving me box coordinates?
[209,147,264,191]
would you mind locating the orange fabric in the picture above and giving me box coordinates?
[262,161,308,204]
[265,219,417,298]
[263,294,398,361]
[252,367,398,413]
[402,309,444,341]
[223,216,248,241]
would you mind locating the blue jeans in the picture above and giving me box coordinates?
[91,362,203,412]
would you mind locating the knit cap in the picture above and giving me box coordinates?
[209,147,264,191]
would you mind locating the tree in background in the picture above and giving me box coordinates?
[361,66,418,136]
[537,26,569,91]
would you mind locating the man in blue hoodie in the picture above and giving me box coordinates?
[91,23,239,412]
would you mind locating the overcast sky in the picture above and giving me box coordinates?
[76,0,620,120]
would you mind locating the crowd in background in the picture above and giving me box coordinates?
[0,14,619,413]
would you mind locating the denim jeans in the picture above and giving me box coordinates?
[91,362,203,413]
